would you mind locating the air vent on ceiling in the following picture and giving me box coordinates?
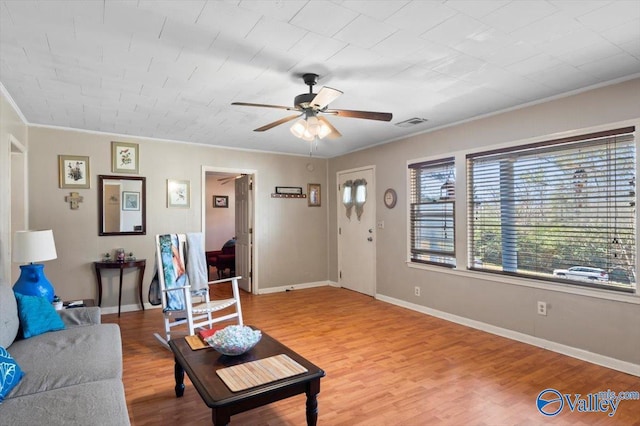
[394,117,428,128]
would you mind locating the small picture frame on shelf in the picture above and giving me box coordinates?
[115,248,126,262]
[308,183,321,207]
[58,155,90,189]
[111,141,139,174]
[167,179,190,208]
[213,195,229,208]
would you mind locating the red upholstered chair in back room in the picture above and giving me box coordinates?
[206,238,236,279]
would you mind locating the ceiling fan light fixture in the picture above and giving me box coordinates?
[317,120,332,139]
[290,119,307,138]
[306,115,319,133]
[290,114,331,141]
[301,126,315,141]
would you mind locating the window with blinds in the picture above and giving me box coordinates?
[467,127,636,292]
[409,157,456,267]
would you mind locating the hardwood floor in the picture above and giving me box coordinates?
[103,286,640,425]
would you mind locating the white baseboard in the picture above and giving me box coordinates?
[375,293,640,377]
[257,280,333,294]
[99,302,161,315]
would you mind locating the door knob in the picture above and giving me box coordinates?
[367,237,373,242]
[368,228,373,233]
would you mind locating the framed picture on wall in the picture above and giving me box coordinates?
[213,195,229,208]
[122,191,140,211]
[308,183,321,207]
[167,179,190,208]
[58,155,90,188]
[111,141,139,174]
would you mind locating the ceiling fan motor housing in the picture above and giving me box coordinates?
[302,73,319,87]
[294,93,317,109]
[294,73,320,108]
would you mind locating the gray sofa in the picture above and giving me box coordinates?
[0,283,130,425]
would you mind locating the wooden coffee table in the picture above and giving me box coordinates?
[168,328,325,425]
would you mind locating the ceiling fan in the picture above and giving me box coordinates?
[231,73,392,142]
[217,174,245,185]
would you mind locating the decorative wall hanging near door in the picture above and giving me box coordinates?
[353,179,367,221]
[342,180,354,219]
[342,179,368,220]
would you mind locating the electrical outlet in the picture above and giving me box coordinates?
[377,220,384,229]
[414,286,420,297]
[537,301,547,316]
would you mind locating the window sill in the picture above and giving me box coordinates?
[406,261,640,305]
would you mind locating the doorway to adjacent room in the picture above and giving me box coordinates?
[202,167,256,293]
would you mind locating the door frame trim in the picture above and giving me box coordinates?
[201,166,258,294]
[9,134,28,284]
[336,165,376,296]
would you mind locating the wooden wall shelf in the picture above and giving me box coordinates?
[271,193,307,199]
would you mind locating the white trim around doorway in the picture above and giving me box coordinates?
[201,166,258,294]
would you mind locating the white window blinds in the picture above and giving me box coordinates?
[409,157,456,267]
[467,127,636,292]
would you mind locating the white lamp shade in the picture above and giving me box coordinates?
[12,230,58,263]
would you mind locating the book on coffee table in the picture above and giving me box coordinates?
[197,327,221,340]
[185,335,208,350]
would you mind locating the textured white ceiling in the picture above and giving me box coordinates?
[1,0,639,157]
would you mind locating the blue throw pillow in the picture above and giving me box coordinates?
[0,346,24,402]
[14,292,65,338]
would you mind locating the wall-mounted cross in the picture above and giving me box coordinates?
[65,192,84,210]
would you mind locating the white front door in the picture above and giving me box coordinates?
[337,167,376,296]
[235,175,252,292]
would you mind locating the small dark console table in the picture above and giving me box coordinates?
[93,259,146,316]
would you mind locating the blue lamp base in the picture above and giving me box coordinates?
[13,264,55,303]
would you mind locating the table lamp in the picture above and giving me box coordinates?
[12,229,58,302]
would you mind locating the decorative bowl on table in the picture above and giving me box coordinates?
[205,325,262,356]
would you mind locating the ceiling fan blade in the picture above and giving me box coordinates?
[325,109,392,121]
[311,86,342,109]
[218,174,241,184]
[232,102,296,111]
[318,116,341,139]
[254,114,301,132]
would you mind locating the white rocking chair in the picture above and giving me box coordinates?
[154,234,243,348]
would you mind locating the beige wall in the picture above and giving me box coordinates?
[25,127,328,310]
[4,77,640,368]
[0,88,28,284]
[329,78,640,366]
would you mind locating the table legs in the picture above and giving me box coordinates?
[94,261,145,316]
[138,263,146,311]
[212,409,231,426]
[174,358,185,397]
[173,359,321,426]
[118,268,124,317]
[306,379,321,426]
[94,263,103,307]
